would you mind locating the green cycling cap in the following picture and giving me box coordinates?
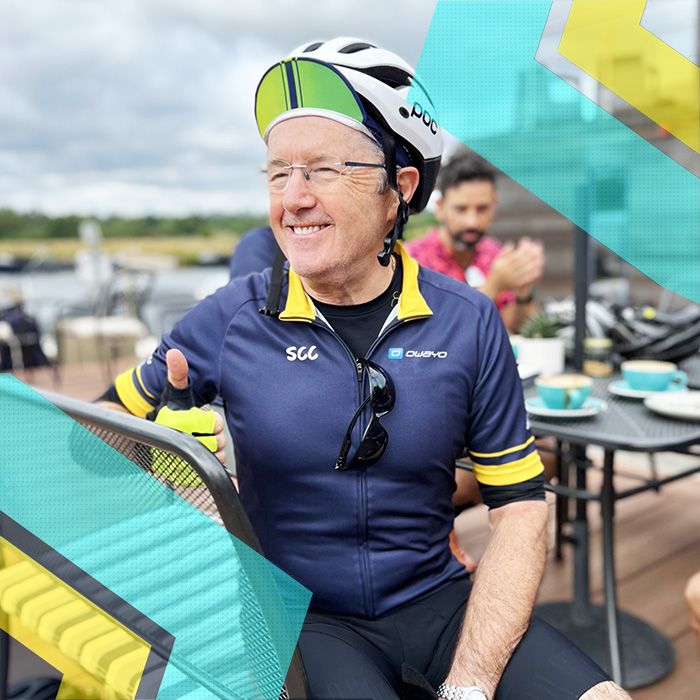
[255,57,371,141]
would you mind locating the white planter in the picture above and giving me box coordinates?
[511,335,565,377]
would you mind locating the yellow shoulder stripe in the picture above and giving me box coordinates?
[472,451,544,487]
[469,436,535,459]
[115,369,155,418]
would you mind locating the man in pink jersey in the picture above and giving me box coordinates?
[406,152,544,334]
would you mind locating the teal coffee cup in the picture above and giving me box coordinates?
[535,374,593,410]
[621,360,688,392]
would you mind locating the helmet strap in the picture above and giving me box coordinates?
[376,129,410,266]
[259,242,287,317]
[378,193,409,267]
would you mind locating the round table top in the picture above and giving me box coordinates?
[524,372,700,451]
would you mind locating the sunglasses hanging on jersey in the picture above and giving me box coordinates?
[336,359,395,470]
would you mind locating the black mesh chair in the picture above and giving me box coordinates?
[0,388,308,699]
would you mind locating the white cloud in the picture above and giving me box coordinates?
[0,0,437,216]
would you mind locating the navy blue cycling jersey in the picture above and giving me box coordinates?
[115,244,544,617]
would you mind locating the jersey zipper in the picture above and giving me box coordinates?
[309,318,372,614]
[310,313,422,618]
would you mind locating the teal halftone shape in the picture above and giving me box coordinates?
[413,1,699,302]
[0,375,311,699]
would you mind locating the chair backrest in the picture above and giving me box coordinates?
[6,389,308,699]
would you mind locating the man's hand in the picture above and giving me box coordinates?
[153,348,227,464]
[483,237,544,299]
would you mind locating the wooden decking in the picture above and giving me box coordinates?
[457,452,700,699]
[8,361,700,698]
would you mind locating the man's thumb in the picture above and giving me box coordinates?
[166,348,189,390]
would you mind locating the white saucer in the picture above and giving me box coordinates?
[608,379,687,400]
[644,391,700,421]
[525,396,607,418]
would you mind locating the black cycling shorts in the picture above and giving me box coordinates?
[298,578,609,699]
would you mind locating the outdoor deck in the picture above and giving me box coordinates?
[457,452,700,699]
[9,362,700,699]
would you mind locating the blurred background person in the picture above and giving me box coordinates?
[406,152,544,334]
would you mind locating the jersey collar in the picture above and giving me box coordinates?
[279,242,433,323]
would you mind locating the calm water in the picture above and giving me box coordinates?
[0,265,230,339]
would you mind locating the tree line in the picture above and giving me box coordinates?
[0,209,268,239]
[0,208,436,240]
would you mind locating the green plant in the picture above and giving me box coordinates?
[520,312,561,339]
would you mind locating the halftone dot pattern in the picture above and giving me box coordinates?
[413,1,699,302]
[0,376,311,699]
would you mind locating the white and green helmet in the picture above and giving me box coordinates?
[255,37,443,214]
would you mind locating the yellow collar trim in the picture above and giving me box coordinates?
[279,267,316,322]
[395,242,432,321]
[278,242,433,323]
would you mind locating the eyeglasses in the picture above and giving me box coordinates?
[336,359,395,470]
[264,160,386,193]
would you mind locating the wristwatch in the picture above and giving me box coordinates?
[436,683,488,700]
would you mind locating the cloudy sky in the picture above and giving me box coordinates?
[1,0,695,217]
[0,0,439,217]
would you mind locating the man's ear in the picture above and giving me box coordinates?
[396,167,419,205]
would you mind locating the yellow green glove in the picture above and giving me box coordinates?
[147,381,217,487]
[154,405,218,452]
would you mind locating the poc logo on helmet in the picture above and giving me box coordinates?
[286,345,319,361]
[410,102,438,135]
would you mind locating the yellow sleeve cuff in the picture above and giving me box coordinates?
[114,369,155,418]
[472,451,544,486]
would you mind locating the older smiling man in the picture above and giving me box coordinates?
[99,38,630,700]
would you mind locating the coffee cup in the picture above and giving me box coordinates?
[535,374,593,410]
[621,360,688,392]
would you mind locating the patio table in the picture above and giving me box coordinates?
[525,375,700,689]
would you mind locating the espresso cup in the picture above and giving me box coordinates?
[621,360,688,392]
[535,374,593,410]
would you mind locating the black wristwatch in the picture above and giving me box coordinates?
[515,292,534,305]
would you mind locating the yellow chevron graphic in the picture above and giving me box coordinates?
[559,0,699,152]
[0,537,151,700]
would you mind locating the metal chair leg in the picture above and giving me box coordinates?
[601,449,623,685]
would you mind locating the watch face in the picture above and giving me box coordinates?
[466,690,488,700]
[437,683,488,700]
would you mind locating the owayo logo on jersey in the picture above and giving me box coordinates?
[406,349,448,359]
[286,345,319,361]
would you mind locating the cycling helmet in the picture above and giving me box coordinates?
[254,37,443,265]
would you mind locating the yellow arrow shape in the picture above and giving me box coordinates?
[1,537,152,700]
[559,0,699,152]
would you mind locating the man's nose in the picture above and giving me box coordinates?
[462,209,479,228]
[282,168,317,212]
